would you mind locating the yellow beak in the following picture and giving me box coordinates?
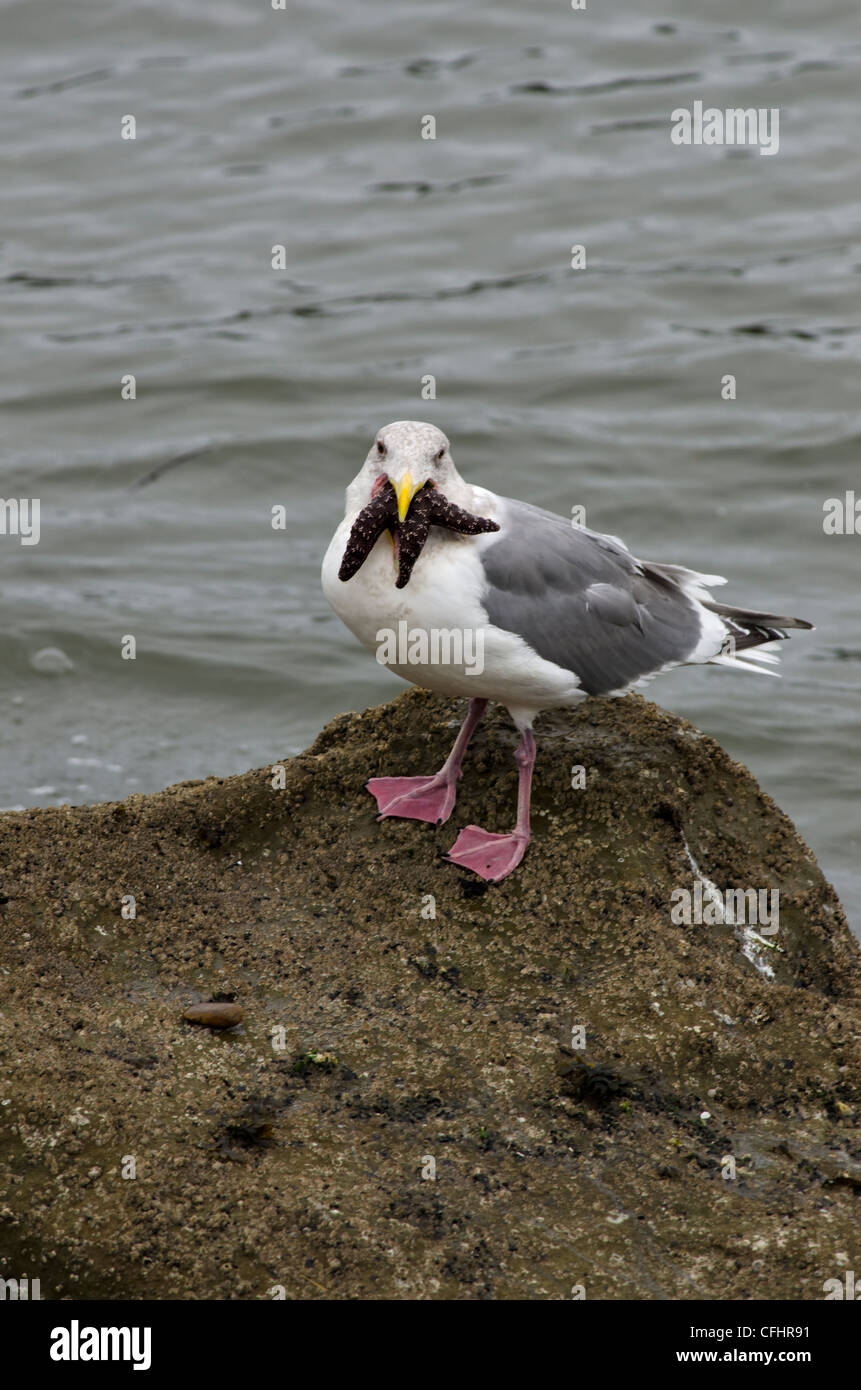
[393,471,421,523]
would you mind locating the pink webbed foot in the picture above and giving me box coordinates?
[366,699,487,829]
[366,775,457,825]
[444,824,529,882]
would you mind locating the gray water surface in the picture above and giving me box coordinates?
[1,0,859,933]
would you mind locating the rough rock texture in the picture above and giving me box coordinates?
[0,689,858,1300]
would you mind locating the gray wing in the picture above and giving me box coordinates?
[479,497,707,695]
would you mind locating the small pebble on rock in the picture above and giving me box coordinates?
[182,1002,243,1029]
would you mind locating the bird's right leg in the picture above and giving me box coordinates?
[444,726,536,881]
[366,697,488,825]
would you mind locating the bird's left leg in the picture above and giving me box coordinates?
[444,727,535,882]
[366,697,488,825]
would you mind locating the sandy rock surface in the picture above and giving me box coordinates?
[0,689,857,1299]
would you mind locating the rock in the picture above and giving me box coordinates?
[0,687,858,1300]
[182,1002,243,1029]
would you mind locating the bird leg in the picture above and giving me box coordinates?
[444,728,536,882]
[366,698,488,825]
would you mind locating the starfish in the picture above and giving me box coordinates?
[338,476,499,588]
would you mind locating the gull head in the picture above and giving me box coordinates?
[347,420,467,519]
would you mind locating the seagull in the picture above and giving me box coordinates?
[322,421,813,883]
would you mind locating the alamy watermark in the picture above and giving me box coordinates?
[50,1321,151,1370]
[823,1270,859,1300]
[376,622,485,676]
[0,497,40,545]
[823,491,860,534]
[671,101,779,156]
[671,882,779,932]
[0,1275,41,1299]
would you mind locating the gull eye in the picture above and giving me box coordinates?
[376,439,386,457]
[435,447,445,462]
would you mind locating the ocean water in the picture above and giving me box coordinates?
[1,0,859,935]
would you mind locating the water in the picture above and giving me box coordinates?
[1,0,859,935]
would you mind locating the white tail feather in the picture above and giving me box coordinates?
[710,653,781,678]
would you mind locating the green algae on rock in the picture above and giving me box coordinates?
[0,689,858,1300]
